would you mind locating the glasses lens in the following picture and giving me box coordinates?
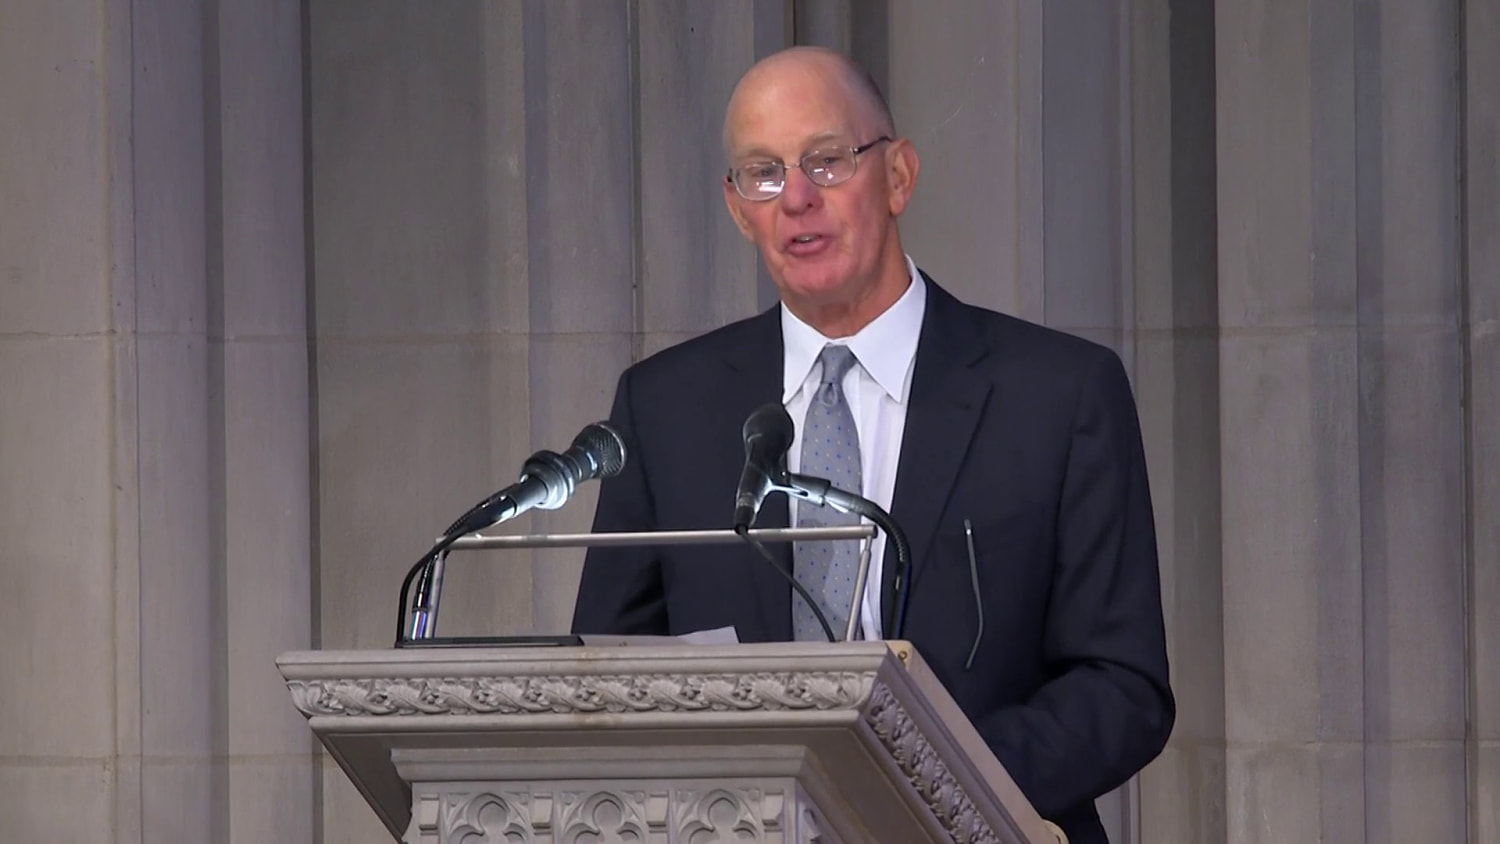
[802,148,857,186]
[734,162,784,200]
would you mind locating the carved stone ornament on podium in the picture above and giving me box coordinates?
[280,642,1065,843]
[405,783,823,844]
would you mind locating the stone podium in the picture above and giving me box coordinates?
[278,641,1065,843]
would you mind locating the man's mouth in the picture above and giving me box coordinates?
[785,233,831,257]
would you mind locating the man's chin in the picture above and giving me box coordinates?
[775,267,855,303]
[783,286,855,313]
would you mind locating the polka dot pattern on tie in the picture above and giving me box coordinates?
[793,345,863,641]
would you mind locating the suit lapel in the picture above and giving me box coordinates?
[886,279,992,613]
[718,307,795,641]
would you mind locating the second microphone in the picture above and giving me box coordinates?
[732,403,795,533]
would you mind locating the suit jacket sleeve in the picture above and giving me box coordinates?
[570,367,671,635]
[977,351,1175,818]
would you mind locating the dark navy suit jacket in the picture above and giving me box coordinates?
[572,277,1174,842]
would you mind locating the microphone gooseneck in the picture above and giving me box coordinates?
[398,421,628,644]
[780,472,914,640]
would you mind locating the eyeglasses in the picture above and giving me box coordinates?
[725,136,893,201]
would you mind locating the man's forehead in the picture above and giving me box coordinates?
[723,57,874,155]
[724,98,866,160]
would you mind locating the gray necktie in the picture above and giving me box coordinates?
[793,345,863,641]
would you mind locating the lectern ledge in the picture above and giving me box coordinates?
[278,640,1067,843]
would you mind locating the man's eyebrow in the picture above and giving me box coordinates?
[730,145,780,162]
[730,131,851,163]
[802,130,845,147]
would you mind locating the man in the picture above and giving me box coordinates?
[572,47,1172,842]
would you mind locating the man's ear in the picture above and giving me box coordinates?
[723,179,755,240]
[887,139,920,217]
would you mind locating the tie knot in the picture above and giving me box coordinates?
[817,345,859,386]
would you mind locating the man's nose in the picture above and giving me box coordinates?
[777,165,821,212]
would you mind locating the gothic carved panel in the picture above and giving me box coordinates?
[445,792,532,843]
[674,788,776,843]
[556,790,652,844]
[406,784,828,844]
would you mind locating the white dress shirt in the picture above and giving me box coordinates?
[781,255,927,640]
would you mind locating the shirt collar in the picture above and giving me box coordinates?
[781,255,928,403]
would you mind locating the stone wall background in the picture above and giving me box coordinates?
[1,1,1493,841]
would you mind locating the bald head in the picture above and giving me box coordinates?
[718,46,920,338]
[722,47,895,157]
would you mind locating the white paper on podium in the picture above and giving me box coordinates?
[578,626,740,647]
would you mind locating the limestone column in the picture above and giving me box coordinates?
[211,0,316,839]
[514,0,647,636]
[1129,0,1226,841]
[882,0,1134,374]
[128,0,218,837]
[1463,0,1500,838]
[0,0,313,840]
[0,2,137,838]
[306,2,789,837]
[308,4,534,838]
[1216,1,1469,839]
[885,1,1045,321]
[886,5,1180,842]
[637,0,790,353]
[792,0,888,114]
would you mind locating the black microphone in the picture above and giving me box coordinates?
[443,422,627,540]
[732,403,795,532]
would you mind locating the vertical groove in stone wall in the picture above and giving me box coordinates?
[1459,0,1500,839]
